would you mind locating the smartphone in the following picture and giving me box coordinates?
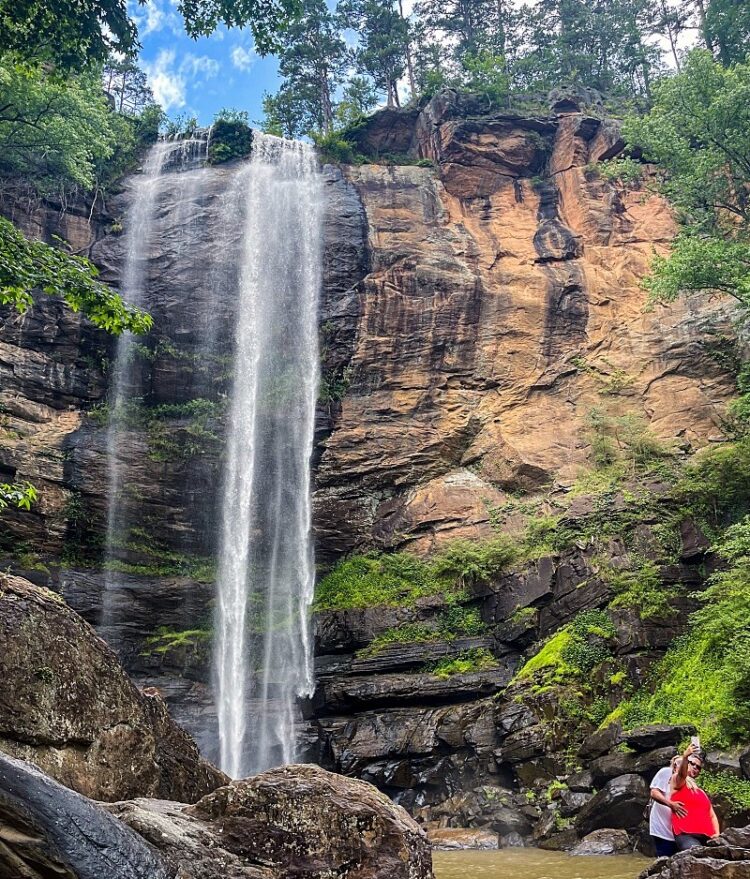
[691,735,701,749]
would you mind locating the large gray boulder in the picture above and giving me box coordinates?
[639,827,750,878]
[0,756,434,879]
[110,763,433,879]
[575,774,649,836]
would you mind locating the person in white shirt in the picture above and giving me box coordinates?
[649,755,689,857]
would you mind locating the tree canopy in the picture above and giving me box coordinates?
[622,50,750,307]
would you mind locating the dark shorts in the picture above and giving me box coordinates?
[675,833,711,851]
[652,837,676,857]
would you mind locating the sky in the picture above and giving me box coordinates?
[129,0,284,125]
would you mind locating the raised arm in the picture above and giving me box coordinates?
[673,745,696,791]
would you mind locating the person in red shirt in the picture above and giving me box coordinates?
[670,744,720,851]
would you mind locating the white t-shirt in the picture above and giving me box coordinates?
[649,766,674,840]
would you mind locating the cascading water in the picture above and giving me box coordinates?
[103,133,210,642]
[215,133,323,778]
[102,128,322,777]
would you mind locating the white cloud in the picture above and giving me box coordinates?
[230,45,257,72]
[144,49,186,111]
[182,54,220,78]
[131,0,182,37]
[143,50,221,112]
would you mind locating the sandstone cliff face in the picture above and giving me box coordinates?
[314,92,734,559]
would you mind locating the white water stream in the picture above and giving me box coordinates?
[104,132,322,778]
[215,133,322,778]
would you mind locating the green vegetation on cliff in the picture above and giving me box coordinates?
[617,514,750,746]
[314,537,515,610]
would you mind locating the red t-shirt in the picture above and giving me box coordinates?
[671,784,715,837]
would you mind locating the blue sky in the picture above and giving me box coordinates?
[130,0,283,125]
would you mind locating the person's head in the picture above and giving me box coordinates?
[686,753,704,777]
[671,755,682,772]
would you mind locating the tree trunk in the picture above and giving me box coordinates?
[398,0,417,99]
[694,0,713,53]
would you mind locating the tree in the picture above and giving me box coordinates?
[267,0,347,135]
[622,50,750,305]
[338,0,408,107]
[0,0,300,72]
[103,57,154,115]
[414,0,498,80]
[516,0,660,98]
[0,216,152,334]
[0,0,137,70]
[0,59,138,194]
[334,76,379,127]
[704,0,750,65]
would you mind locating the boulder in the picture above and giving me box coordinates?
[0,752,170,879]
[538,829,579,851]
[571,829,632,855]
[567,769,594,792]
[559,789,593,817]
[427,828,498,850]
[111,764,433,879]
[739,747,750,780]
[589,746,677,785]
[579,723,622,760]
[575,774,649,835]
[639,827,750,879]
[0,574,226,802]
[0,755,433,879]
[705,751,742,777]
[620,724,697,752]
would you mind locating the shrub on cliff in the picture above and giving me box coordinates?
[622,51,750,309]
[314,537,516,610]
[207,110,253,164]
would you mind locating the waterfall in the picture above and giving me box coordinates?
[102,134,210,642]
[102,129,322,778]
[215,133,322,778]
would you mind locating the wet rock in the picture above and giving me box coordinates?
[579,723,621,760]
[0,752,170,879]
[571,829,632,855]
[482,558,556,624]
[560,790,593,817]
[427,828,498,849]
[639,826,750,878]
[589,746,677,785]
[538,829,579,851]
[315,665,513,713]
[0,574,225,802]
[575,774,649,835]
[567,769,595,792]
[620,724,697,752]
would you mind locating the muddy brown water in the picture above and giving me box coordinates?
[432,850,652,879]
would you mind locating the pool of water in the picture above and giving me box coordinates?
[432,849,652,879]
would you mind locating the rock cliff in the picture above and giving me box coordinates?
[0,92,742,851]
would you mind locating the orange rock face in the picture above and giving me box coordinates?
[313,99,736,558]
